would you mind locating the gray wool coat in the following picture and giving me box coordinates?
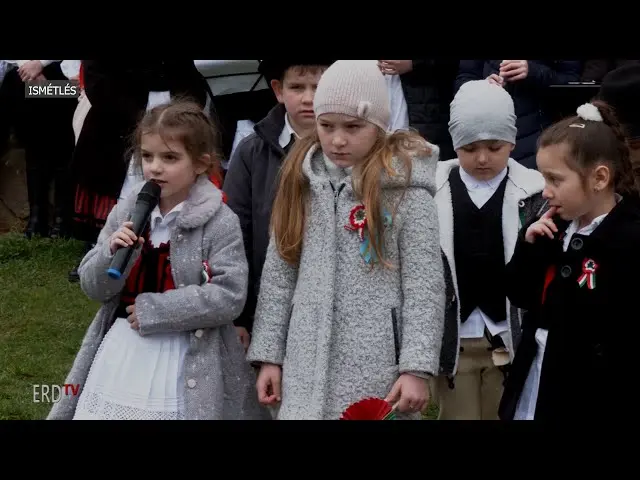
[434,158,546,377]
[48,175,270,420]
[246,143,446,420]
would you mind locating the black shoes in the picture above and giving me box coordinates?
[23,206,50,239]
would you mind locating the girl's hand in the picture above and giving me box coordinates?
[126,304,139,330]
[525,206,558,244]
[109,221,144,254]
[256,363,282,405]
[385,373,430,414]
[236,326,251,353]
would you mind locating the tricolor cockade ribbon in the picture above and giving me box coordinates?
[345,204,367,241]
[577,258,598,290]
[201,260,214,285]
[344,204,392,265]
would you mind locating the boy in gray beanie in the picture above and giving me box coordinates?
[432,79,546,419]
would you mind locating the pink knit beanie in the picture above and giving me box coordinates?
[313,60,390,131]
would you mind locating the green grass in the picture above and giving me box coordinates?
[0,233,98,420]
[0,232,439,420]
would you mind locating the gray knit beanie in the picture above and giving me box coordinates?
[314,60,390,131]
[449,80,517,150]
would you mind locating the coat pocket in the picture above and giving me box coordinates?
[391,308,400,365]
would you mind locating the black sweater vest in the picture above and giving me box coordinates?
[450,167,508,323]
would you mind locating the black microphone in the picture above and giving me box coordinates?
[107,181,162,280]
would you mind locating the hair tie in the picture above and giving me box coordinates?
[576,103,603,122]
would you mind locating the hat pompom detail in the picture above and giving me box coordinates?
[576,103,603,122]
[357,101,372,118]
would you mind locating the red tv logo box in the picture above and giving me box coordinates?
[33,384,80,403]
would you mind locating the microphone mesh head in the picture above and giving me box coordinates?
[140,180,162,198]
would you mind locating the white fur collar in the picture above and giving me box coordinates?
[126,175,224,230]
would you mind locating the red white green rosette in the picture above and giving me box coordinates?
[577,258,598,290]
[201,260,214,285]
[345,204,367,241]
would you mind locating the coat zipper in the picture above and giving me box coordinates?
[330,182,346,214]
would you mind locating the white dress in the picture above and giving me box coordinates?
[73,203,190,420]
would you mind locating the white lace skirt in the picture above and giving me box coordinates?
[73,317,190,420]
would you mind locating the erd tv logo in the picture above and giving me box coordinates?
[33,384,80,403]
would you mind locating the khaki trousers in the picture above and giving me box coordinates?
[435,336,505,420]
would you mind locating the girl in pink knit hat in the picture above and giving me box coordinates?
[246,60,446,420]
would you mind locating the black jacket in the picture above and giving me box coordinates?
[499,195,640,421]
[455,60,581,169]
[581,59,640,82]
[222,104,289,332]
[400,59,459,161]
[72,60,208,199]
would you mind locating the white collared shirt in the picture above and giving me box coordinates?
[458,166,509,208]
[457,166,510,342]
[278,113,299,149]
[148,202,184,247]
[562,213,608,252]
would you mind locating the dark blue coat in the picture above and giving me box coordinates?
[455,60,581,169]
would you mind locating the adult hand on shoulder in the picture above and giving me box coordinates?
[525,206,558,244]
[257,363,282,405]
[378,60,413,75]
[385,373,430,414]
[500,60,529,82]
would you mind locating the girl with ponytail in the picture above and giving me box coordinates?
[499,101,640,421]
[246,60,446,420]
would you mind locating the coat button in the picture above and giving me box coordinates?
[195,329,203,338]
[570,237,584,251]
[561,265,572,278]
[187,379,196,388]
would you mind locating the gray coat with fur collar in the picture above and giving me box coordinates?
[246,143,446,420]
[435,158,546,377]
[47,175,270,420]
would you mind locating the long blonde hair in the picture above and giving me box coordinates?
[271,127,432,267]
